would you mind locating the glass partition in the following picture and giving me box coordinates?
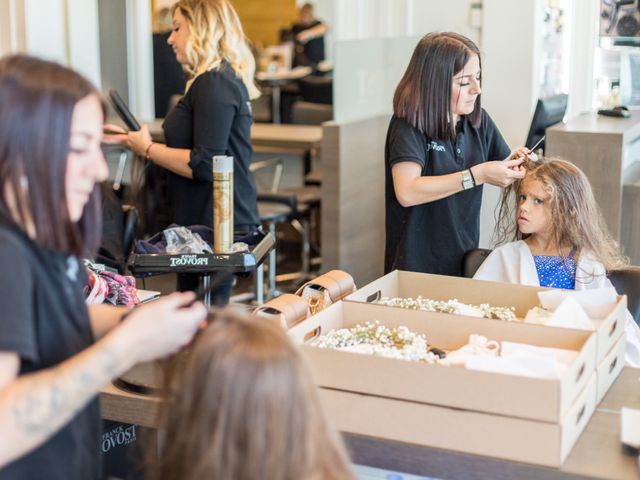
[333,35,421,123]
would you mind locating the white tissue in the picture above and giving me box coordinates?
[538,287,618,319]
[545,296,595,331]
[466,341,578,379]
[524,297,595,330]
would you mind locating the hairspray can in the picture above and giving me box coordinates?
[212,155,233,253]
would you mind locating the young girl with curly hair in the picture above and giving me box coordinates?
[474,157,640,365]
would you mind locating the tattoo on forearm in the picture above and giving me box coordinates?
[11,346,119,436]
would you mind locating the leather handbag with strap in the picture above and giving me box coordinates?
[253,293,310,329]
[295,270,356,315]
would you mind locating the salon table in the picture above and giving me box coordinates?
[146,119,322,150]
[255,66,312,124]
[102,367,640,480]
[144,120,323,176]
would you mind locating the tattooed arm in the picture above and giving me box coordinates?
[0,292,206,469]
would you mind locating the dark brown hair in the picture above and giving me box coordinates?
[495,157,628,276]
[393,32,482,140]
[156,309,355,480]
[0,54,104,256]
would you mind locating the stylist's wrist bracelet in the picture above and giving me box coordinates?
[144,142,155,159]
[468,166,476,186]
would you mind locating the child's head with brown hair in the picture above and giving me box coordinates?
[495,156,628,271]
[156,308,355,480]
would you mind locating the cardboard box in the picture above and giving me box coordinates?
[345,270,627,363]
[596,334,626,404]
[319,374,597,467]
[288,301,596,423]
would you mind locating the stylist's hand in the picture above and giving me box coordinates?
[118,292,207,364]
[471,158,525,188]
[507,147,538,174]
[125,125,153,158]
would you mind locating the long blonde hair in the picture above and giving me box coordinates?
[156,310,355,480]
[174,0,260,98]
[495,157,628,275]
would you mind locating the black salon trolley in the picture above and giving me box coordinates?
[127,231,275,305]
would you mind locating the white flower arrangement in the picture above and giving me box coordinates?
[311,321,440,363]
[377,296,517,322]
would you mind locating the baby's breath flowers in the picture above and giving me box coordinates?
[377,296,517,322]
[311,321,440,363]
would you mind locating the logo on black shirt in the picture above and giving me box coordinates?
[428,141,445,152]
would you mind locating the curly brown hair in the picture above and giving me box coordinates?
[494,157,628,274]
[155,309,355,480]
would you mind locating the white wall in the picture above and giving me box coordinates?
[567,0,598,117]
[0,0,153,118]
[67,0,102,87]
[127,0,154,120]
[0,0,26,55]
[0,0,101,87]
[23,0,67,64]
[411,0,480,43]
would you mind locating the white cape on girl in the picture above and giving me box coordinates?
[474,240,640,367]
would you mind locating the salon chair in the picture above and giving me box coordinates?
[610,267,640,325]
[291,100,332,126]
[462,248,492,279]
[251,158,316,299]
[298,75,333,105]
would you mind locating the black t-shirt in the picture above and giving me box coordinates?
[0,224,100,480]
[384,110,510,276]
[163,62,260,231]
[292,20,325,66]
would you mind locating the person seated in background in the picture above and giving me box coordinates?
[473,157,640,365]
[290,2,328,67]
[155,309,355,480]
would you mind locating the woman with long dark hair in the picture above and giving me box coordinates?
[386,32,532,276]
[0,55,207,479]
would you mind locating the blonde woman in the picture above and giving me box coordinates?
[108,0,261,303]
[156,310,355,480]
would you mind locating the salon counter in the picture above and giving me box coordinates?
[101,367,640,479]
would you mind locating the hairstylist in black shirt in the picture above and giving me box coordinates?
[107,0,260,304]
[291,2,328,67]
[385,32,534,277]
[0,55,206,480]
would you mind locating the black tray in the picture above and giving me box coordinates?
[128,231,274,276]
